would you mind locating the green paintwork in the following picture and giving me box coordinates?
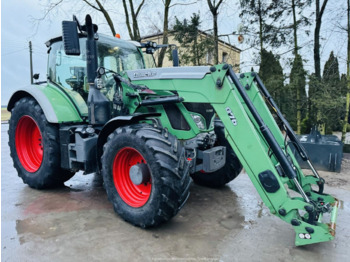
[38,82,87,123]
[127,65,339,246]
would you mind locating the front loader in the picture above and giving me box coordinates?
[7,15,339,245]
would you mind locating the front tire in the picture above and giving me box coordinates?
[101,124,191,228]
[8,97,75,189]
[191,119,242,188]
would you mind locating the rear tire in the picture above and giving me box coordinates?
[191,119,242,188]
[8,97,75,189]
[101,124,191,228]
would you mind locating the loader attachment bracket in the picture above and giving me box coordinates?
[209,64,229,89]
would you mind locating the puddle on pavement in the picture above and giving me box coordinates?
[228,173,271,223]
[13,172,248,247]
[7,171,350,260]
[20,173,111,216]
[10,172,113,245]
[23,190,111,215]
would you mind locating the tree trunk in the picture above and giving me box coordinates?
[314,0,329,79]
[94,0,116,36]
[258,0,263,56]
[207,0,224,65]
[83,0,117,36]
[213,12,219,64]
[291,0,298,55]
[342,0,350,143]
[122,0,133,39]
[128,0,141,41]
[122,0,145,41]
[158,0,171,67]
[314,0,321,79]
[291,0,301,134]
[297,84,301,134]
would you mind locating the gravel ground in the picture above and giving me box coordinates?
[303,153,350,191]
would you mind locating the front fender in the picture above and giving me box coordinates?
[7,84,86,123]
[96,113,161,166]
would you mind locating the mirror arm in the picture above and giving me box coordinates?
[73,15,83,32]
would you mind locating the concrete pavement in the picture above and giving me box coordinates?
[2,123,350,261]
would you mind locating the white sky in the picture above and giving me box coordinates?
[1,0,347,105]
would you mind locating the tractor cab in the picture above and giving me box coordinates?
[46,34,150,102]
[45,16,178,126]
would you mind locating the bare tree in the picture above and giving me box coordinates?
[36,0,118,36]
[157,0,171,67]
[342,0,350,142]
[154,0,198,67]
[207,0,224,64]
[122,0,146,41]
[36,0,147,39]
[82,0,117,36]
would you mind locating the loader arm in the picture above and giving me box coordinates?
[220,66,339,246]
[130,64,339,246]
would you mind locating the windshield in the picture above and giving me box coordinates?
[97,35,145,72]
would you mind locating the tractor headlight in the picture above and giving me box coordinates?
[191,114,205,130]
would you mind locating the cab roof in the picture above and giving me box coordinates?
[45,33,140,50]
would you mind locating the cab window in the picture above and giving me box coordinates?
[143,53,157,68]
[48,39,88,94]
[47,35,147,103]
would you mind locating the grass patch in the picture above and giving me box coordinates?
[1,108,11,122]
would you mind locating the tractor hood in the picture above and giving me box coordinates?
[126,66,211,80]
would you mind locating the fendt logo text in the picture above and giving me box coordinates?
[226,107,237,126]
[133,71,157,78]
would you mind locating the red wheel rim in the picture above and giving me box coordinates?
[15,116,43,172]
[113,147,152,207]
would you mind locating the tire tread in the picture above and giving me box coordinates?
[101,123,191,227]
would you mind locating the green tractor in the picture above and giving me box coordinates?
[8,15,339,245]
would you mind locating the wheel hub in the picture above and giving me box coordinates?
[129,164,150,185]
[15,115,43,172]
[113,147,152,207]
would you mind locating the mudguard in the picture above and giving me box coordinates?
[96,113,161,163]
[7,84,87,123]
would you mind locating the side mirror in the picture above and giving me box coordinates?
[172,49,179,67]
[62,21,80,56]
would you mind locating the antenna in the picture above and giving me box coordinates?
[29,41,33,84]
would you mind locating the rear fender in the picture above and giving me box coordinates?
[7,85,85,123]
